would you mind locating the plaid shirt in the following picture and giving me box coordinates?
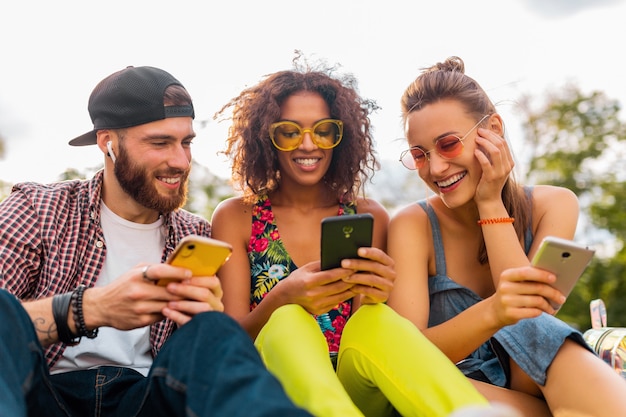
[0,170,210,367]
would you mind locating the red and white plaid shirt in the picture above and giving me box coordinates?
[0,170,211,367]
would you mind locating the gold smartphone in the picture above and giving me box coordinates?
[158,235,233,286]
[531,236,595,309]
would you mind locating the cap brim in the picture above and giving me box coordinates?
[68,130,97,146]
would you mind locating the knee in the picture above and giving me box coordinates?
[342,303,424,350]
[159,312,258,360]
[344,303,395,334]
[0,289,29,325]
[155,312,269,378]
[182,311,242,337]
[175,311,251,349]
[0,289,40,347]
[256,304,321,351]
[263,304,316,338]
[269,304,310,323]
[0,288,19,306]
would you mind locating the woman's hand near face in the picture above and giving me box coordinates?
[473,126,515,205]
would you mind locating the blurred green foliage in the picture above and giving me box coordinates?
[519,84,626,329]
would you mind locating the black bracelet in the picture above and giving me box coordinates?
[71,285,98,339]
[52,292,79,345]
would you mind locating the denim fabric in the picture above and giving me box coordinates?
[417,199,591,387]
[0,289,311,417]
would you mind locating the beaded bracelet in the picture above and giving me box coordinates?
[52,292,79,345]
[477,217,515,226]
[71,285,99,339]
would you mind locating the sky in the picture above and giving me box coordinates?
[1,0,626,187]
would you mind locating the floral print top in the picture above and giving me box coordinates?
[248,195,357,364]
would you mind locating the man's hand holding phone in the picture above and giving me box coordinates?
[160,235,233,285]
[157,235,233,324]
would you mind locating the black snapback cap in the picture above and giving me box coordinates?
[69,66,195,146]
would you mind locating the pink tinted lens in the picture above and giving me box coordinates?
[436,136,463,159]
[409,148,428,168]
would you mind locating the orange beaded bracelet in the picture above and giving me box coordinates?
[477,217,515,226]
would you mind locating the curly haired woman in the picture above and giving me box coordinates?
[210,55,491,417]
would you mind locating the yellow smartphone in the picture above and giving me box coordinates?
[158,235,233,286]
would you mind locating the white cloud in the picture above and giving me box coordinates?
[521,0,625,17]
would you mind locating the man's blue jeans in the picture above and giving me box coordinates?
[0,289,311,417]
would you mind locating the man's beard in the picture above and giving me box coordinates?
[114,145,189,214]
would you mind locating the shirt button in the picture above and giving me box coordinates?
[96,240,104,248]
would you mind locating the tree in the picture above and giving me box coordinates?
[518,84,626,329]
[185,163,235,220]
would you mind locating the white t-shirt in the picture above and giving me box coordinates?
[51,202,165,376]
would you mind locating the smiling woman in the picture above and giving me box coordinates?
[209,55,493,417]
[387,56,626,417]
[399,114,490,171]
[269,118,344,151]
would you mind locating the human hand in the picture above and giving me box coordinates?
[83,263,193,331]
[473,127,515,204]
[279,262,356,316]
[489,266,566,327]
[340,247,396,305]
[159,271,224,326]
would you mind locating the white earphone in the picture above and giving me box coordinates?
[106,141,117,163]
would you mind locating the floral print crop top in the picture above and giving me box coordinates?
[248,195,356,363]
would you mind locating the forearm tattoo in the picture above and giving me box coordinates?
[33,316,56,345]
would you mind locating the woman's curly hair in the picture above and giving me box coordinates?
[215,52,380,203]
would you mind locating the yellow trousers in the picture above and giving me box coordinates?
[255,303,488,417]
